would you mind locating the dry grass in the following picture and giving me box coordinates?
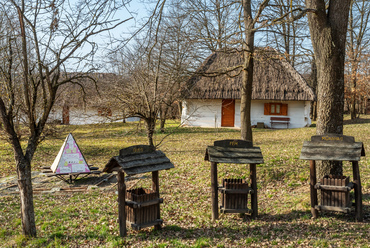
[0,116,369,247]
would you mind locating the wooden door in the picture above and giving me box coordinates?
[221,99,235,127]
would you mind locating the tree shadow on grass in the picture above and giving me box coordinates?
[343,116,370,125]
[35,208,370,247]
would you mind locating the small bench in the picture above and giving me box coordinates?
[270,117,290,128]
[41,165,101,184]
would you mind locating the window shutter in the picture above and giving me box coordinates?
[264,103,269,115]
[281,104,288,116]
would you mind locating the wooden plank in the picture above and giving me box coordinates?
[218,187,253,194]
[315,205,351,213]
[352,161,363,222]
[125,198,163,208]
[152,171,161,230]
[207,148,263,158]
[315,183,352,192]
[117,170,127,237]
[220,208,252,214]
[300,141,364,161]
[211,162,218,221]
[301,141,363,149]
[208,151,263,159]
[300,147,363,161]
[213,139,253,148]
[301,145,362,155]
[120,145,155,157]
[117,156,171,169]
[209,157,264,164]
[209,146,262,153]
[123,162,174,175]
[206,146,264,163]
[301,146,362,155]
[95,174,115,186]
[250,164,258,219]
[334,177,339,207]
[300,153,361,162]
[321,177,327,206]
[118,151,166,163]
[310,160,319,218]
[103,157,121,173]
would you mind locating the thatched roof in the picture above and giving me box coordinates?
[54,72,119,108]
[184,48,315,101]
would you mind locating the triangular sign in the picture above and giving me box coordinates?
[51,133,91,174]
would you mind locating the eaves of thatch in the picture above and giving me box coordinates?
[184,48,316,101]
[54,72,119,108]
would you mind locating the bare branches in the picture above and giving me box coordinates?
[0,1,131,235]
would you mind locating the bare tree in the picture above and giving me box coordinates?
[0,0,129,237]
[305,0,351,177]
[107,1,198,143]
[261,0,312,68]
[346,0,370,119]
[158,3,198,132]
[181,0,308,142]
[184,0,240,53]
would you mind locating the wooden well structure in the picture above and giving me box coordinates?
[205,139,264,220]
[103,145,174,236]
[300,134,365,221]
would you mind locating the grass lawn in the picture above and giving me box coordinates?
[0,116,369,247]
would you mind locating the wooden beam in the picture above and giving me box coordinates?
[352,161,363,222]
[211,162,219,220]
[250,163,258,219]
[310,160,319,218]
[125,198,163,208]
[218,187,254,194]
[117,170,127,237]
[209,157,264,164]
[220,208,252,214]
[314,183,353,192]
[152,171,161,230]
[314,205,351,213]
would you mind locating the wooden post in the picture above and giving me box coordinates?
[250,163,258,218]
[152,170,161,230]
[211,162,219,220]
[309,160,319,218]
[352,161,363,222]
[117,169,127,237]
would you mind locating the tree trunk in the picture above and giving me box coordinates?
[177,101,182,119]
[144,117,156,146]
[160,118,166,133]
[160,105,169,133]
[240,0,254,143]
[1,100,37,237]
[310,58,318,121]
[16,157,36,237]
[350,65,358,120]
[365,97,368,115]
[306,0,351,178]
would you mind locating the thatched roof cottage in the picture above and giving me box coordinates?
[181,48,316,128]
[48,73,125,125]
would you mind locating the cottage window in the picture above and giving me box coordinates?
[98,107,112,117]
[264,103,288,116]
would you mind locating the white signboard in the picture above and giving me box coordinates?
[50,133,90,174]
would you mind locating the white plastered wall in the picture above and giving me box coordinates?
[182,99,312,129]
